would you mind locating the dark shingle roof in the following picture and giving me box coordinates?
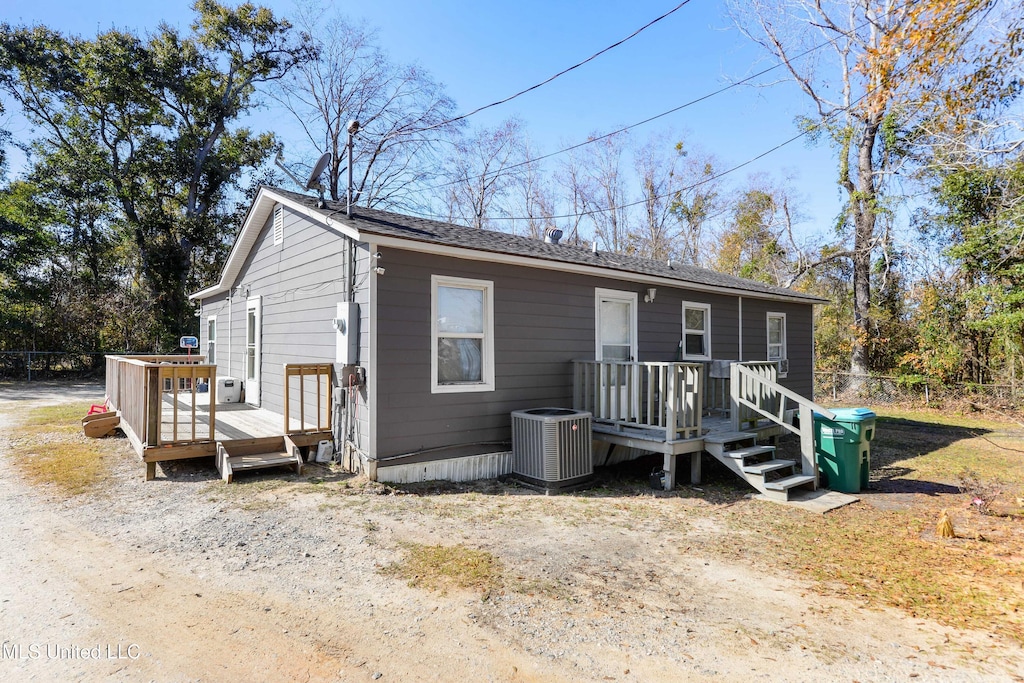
[270,187,826,304]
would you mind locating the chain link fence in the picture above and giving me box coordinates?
[815,371,1024,410]
[0,352,108,381]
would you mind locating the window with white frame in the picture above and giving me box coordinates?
[767,312,787,368]
[206,315,216,365]
[431,275,494,393]
[681,302,712,360]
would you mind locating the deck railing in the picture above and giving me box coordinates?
[105,355,216,451]
[573,361,703,441]
[730,361,835,481]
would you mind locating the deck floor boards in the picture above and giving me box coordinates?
[159,392,320,443]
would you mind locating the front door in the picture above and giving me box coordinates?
[595,289,638,419]
[246,296,262,406]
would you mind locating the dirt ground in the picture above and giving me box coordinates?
[1,382,1022,682]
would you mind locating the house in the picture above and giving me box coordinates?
[179,185,833,497]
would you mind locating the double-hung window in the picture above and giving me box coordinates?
[431,275,495,393]
[681,302,712,360]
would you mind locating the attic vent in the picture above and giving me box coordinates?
[543,227,563,244]
[273,205,284,245]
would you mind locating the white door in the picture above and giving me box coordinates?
[245,296,262,406]
[595,289,638,419]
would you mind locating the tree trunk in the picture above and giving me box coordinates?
[849,118,880,383]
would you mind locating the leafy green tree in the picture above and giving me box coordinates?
[0,1,312,348]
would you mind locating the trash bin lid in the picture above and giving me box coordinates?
[830,407,876,421]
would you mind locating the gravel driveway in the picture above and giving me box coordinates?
[1,381,1021,682]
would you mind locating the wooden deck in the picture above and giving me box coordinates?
[105,355,334,480]
[147,392,331,476]
[159,392,324,443]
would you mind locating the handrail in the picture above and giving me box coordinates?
[730,362,835,483]
[105,354,217,451]
[284,363,333,434]
[573,360,702,441]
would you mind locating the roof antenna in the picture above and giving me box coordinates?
[346,119,360,217]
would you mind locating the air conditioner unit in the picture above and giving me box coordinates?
[511,408,593,492]
[778,359,790,376]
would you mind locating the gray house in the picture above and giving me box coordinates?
[190,186,830,496]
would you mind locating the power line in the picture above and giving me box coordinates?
[409,1,694,134]
[409,55,912,225]
[418,27,848,195]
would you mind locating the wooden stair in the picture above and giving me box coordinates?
[216,435,303,483]
[703,432,816,501]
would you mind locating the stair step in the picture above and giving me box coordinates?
[763,474,816,492]
[742,459,796,475]
[703,431,757,445]
[722,445,776,460]
[228,452,293,470]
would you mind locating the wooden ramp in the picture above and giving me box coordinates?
[216,435,304,483]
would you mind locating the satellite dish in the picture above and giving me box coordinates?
[305,152,332,191]
[304,152,332,208]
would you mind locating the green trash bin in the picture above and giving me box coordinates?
[814,408,876,493]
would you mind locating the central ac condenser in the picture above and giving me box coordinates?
[511,408,593,491]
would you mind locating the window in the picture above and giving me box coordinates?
[431,275,494,393]
[767,312,787,375]
[681,302,711,360]
[206,315,216,365]
[273,205,283,245]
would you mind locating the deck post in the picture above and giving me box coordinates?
[665,365,677,440]
[663,453,676,491]
[145,367,160,447]
[799,404,817,486]
[729,362,741,432]
[690,451,701,485]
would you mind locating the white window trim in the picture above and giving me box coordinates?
[273,205,284,245]
[431,275,495,394]
[767,312,788,376]
[681,301,712,361]
[206,314,217,365]
[594,288,638,362]
[245,295,262,406]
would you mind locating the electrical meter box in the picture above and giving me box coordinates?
[333,302,359,365]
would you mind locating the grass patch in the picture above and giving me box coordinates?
[382,541,503,594]
[723,503,1024,643]
[871,409,1024,484]
[714,408,1024,643]
[8,402,117,497]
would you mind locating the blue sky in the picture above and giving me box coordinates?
[3,0,846,234]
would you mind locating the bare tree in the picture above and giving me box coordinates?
[669,142,723,266]
[631,133,681,260]
[275,2,459,212]
[445,118,526,230]
[511,138,557,238]
[578,132,632,254]
[554,146,594,246]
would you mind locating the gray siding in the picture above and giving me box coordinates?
[373,248,816,461]
[199,204,359,422]
[740,298,814,397]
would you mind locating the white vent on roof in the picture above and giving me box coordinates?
[273,205,283,245]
